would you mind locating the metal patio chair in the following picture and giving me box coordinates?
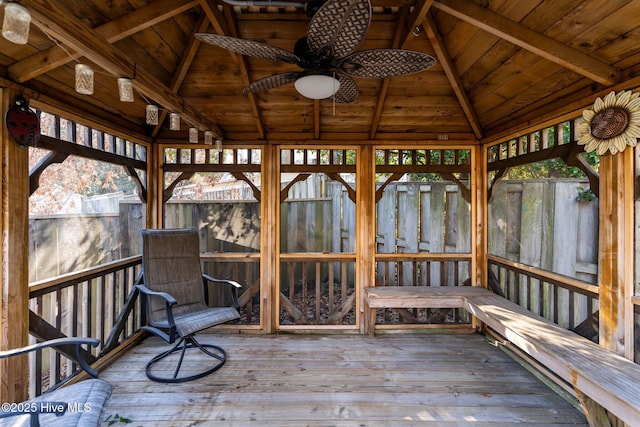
[136,228,241,383]
[0,338,111,427]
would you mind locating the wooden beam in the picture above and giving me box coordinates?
[10,0,199,83]
[22,0,223,137]
[423,13,483,139]
[432,0,620,86]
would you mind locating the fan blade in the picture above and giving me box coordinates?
[333,73,359,103]
[339,49,436,78]
[307,0,372,59]
[243,73,300,94]
[196,33,300,64]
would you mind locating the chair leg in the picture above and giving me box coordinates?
[145,335,228,383]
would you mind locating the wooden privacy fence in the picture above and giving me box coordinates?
[488,179,599,333]
[28,179,598,328]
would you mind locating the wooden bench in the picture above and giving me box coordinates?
[465,293,640,426]
[364,285,640,426]
[364,285,494,337]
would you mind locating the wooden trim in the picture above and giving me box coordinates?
[487,255,600,298]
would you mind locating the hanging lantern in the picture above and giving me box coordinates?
[146,105,159,125]
[215,138,223,153]
[2,3,31,45]
[75,64,94,95]
[170,113,180,131]
[189,127,198,143]
[204,131,213,145]
[117,78,134,102]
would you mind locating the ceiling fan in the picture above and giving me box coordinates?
[195,0,436,103]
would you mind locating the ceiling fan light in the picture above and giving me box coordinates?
[294,72,340,100]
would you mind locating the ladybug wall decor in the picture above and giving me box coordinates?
[5,95,40,146]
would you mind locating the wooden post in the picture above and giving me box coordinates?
[147,142,160,228]
[0,88,30,403]
[598,150,634,358]
[261,143,278,333]
[357,145,375,334]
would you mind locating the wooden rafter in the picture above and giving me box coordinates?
[369,7,408,139]
[423,12,483,139]
[221,4,266,139]
[10,0,199,83]
[432,0,620,86]
[151,11,211,138]
[22,0,223,137]
[403,0,435,46]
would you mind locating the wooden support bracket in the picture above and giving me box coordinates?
[29,150,69,195]
[163,171,195,203]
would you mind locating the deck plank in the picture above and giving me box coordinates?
[100,333,588,426]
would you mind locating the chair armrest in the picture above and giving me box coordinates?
[202,274,242,310]
[135,284,179,342]
[0,337,99,379]
[202,274,242,289]
[135,284,177,306]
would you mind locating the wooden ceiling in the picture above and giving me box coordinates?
[2,0,640,144]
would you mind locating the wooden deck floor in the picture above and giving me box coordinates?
[100,333,588,426]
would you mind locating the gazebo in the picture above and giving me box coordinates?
[1,0,640,425]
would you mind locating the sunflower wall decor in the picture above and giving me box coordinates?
[577,90,640,155]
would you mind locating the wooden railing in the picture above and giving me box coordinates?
[279,254,356,326]
[28,256,142,396]
[488,255,599,331]
[373,254,474,326]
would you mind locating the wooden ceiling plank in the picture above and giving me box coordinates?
[152,12,211,138]
[23,0,222,137]
[369,7,409,139]
[10,0,199,83]
[423,13,482,139]
[220,3,266,139]
[432,0,620,86]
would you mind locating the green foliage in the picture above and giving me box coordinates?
[104,414,133,425]
[576,186,597,202]
[507,152,599,180]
